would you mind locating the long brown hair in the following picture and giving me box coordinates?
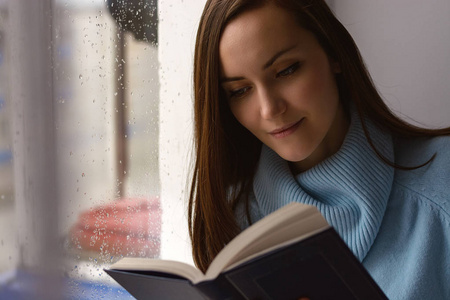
[189,0,450,272]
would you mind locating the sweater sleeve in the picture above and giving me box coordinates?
[363,135,450,299]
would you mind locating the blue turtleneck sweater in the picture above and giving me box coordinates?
[236,114,450,299]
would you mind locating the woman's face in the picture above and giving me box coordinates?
[219,3,349,173]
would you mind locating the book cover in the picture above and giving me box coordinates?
[105,203,388,300]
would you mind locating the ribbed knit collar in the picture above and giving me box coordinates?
[252,112,394,261]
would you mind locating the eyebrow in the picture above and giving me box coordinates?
[262,44,298,70]
[220,76,245,84]
[220,44,298,84]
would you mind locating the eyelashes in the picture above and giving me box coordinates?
[226,61,302,100]
[229,86,251,99]
[276,61,301,78]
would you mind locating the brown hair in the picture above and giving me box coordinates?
[189,0,450,272]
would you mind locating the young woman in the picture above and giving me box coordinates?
[189,0,450,298]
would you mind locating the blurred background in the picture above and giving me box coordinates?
[0,0,449,299]
[0,0,167,298]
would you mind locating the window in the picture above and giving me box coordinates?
[0,0,204,298]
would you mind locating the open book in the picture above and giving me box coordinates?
[105,202,387,300]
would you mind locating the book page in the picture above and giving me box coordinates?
[109,203,329,285]
[109,257,204,283]
[204,203,329,281]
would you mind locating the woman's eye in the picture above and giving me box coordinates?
[229,86,250,99]
[276,62,300,78]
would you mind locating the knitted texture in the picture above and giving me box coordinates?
[238,112,450,299]
[252,113,394,261]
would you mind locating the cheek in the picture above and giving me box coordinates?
[296,67,339,110]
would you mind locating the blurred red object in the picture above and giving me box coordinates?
[69,197,161,257]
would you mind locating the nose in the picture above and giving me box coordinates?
[258,87,286,120]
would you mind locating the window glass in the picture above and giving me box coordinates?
[54,0,161,288]
[0,0,16,274]
[0,0,162,297]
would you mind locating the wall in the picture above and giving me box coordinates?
[334,0,450,127]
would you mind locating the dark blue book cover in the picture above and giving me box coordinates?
[106,203,388,300]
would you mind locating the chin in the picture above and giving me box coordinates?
[275,149,311,164]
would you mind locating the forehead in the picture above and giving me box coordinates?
[219,3,315,74]
[220,3,299,47]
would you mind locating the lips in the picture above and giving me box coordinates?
[269,119,304,138]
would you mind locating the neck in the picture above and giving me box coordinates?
[290,105,350,174]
